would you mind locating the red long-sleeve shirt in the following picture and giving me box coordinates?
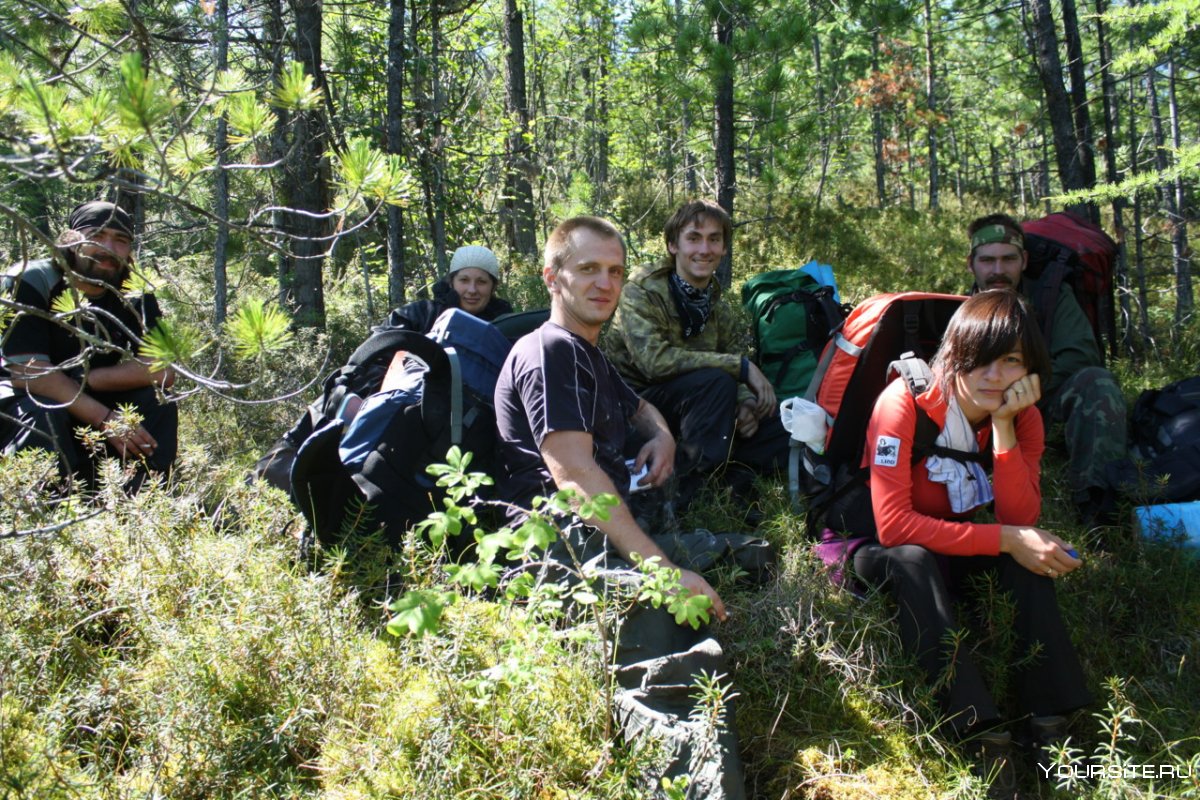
[863,377,1044,556]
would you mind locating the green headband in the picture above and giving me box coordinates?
[970,223,1024,253]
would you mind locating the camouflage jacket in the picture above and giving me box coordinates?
[605,260,753,404]
[1021,276,1102,397]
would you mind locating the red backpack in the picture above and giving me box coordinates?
[1021,212,1119,360]
[792,292,968,534]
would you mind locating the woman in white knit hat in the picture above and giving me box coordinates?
[380,245,512,333]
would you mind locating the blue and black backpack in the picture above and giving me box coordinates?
[255,308,543,551]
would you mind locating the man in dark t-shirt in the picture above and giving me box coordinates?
[1,201,177,487]
[495,216,770,800]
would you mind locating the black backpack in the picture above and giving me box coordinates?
[254,320,512,551]
[1106,376,1200,503]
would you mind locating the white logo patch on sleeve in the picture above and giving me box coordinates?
[874,435,901,467]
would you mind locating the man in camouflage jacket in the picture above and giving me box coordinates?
[967,213,1126,524]
[606,199,788,515]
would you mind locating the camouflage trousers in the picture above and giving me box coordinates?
[1041,366,1127,498]
[530,523,774,800]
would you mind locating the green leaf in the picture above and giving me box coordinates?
[446,561,501,592]
[271,62,322,112]
[572,588,600,605]
[225,92,276,144]
[667,590,713,629]
[333,136,414,212]
[385,590,453,638]
[140,318,195,373]
[166,133,215,178]
[225,299,293,360]
[116,53,176,131]
[50,291,80,315]
[511,516,559,557]
[67,0,127,35]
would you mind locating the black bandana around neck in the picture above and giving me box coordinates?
[668,272,714,339]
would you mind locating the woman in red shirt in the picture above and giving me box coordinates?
[855,290,1090,789]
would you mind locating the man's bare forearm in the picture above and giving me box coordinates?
[8,363,109,426]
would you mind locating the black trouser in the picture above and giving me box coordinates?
[1,385,178,489]
[534,523,775,800]
[640,368,789,495]
[853,543,1091,736]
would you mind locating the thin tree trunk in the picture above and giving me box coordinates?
[871,28,886,207]
[287,0,328,327]
[212,0,230,324]
[1094,0,1131,355]
[906,125,915,209]
[1060,0,1097,220]
[713,4,735,289]
[924,0,939,209]
[678,0,696,195]
[811,0,829,209]
[429,9,447,272]
[1025,0,1088,203]
[1128,42,1152,350]
[1166,59,1192,322]
[265,0,288,308]
[385,0,406,309]
[503,0,537,257]
[990,143,1001,197]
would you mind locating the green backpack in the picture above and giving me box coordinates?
[741,268,848,399]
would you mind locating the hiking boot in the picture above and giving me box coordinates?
[968,729,1019,800]
[1028,714,1069,779]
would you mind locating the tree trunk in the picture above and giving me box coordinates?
[503,0,537,257]
[810,0,830,209]
[1094,0,1131,355]
[1166,59,1192,322]
[1024,0,1089,202]
[265,0,289,308]
[212,0,230,324]
[584,11,611,212]
[1060,0,1097,220]
[871,28,886,207]
[713,4,735,289]
[385,0,406,309]
[923,0,939,209]
[111,0,147,233]
[1128,45,1152,350]
[284,0,328,327]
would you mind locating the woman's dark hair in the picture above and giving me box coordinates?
[932,289,1050,392]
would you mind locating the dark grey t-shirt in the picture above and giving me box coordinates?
[494,322,640,515]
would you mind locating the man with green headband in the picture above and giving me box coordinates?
[1,200,177,490]
[966,213,1125,526]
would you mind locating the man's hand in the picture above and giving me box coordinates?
[735,399,759,438]
[999,524,1082,578]
[634,427,675,489]
[745,361,777,417]
[678,569,728,622]
[103,419,159,460]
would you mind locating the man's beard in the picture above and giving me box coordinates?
[65,248,130,290]
[986,276,1015,289]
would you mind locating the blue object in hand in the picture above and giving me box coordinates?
[1066,548,1079,559]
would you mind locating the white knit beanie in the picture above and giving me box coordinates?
[448,245,500,281]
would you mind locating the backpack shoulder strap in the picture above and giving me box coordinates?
[889,354,992,468]
[3,258,63,305]
[1035,252,1072,348]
